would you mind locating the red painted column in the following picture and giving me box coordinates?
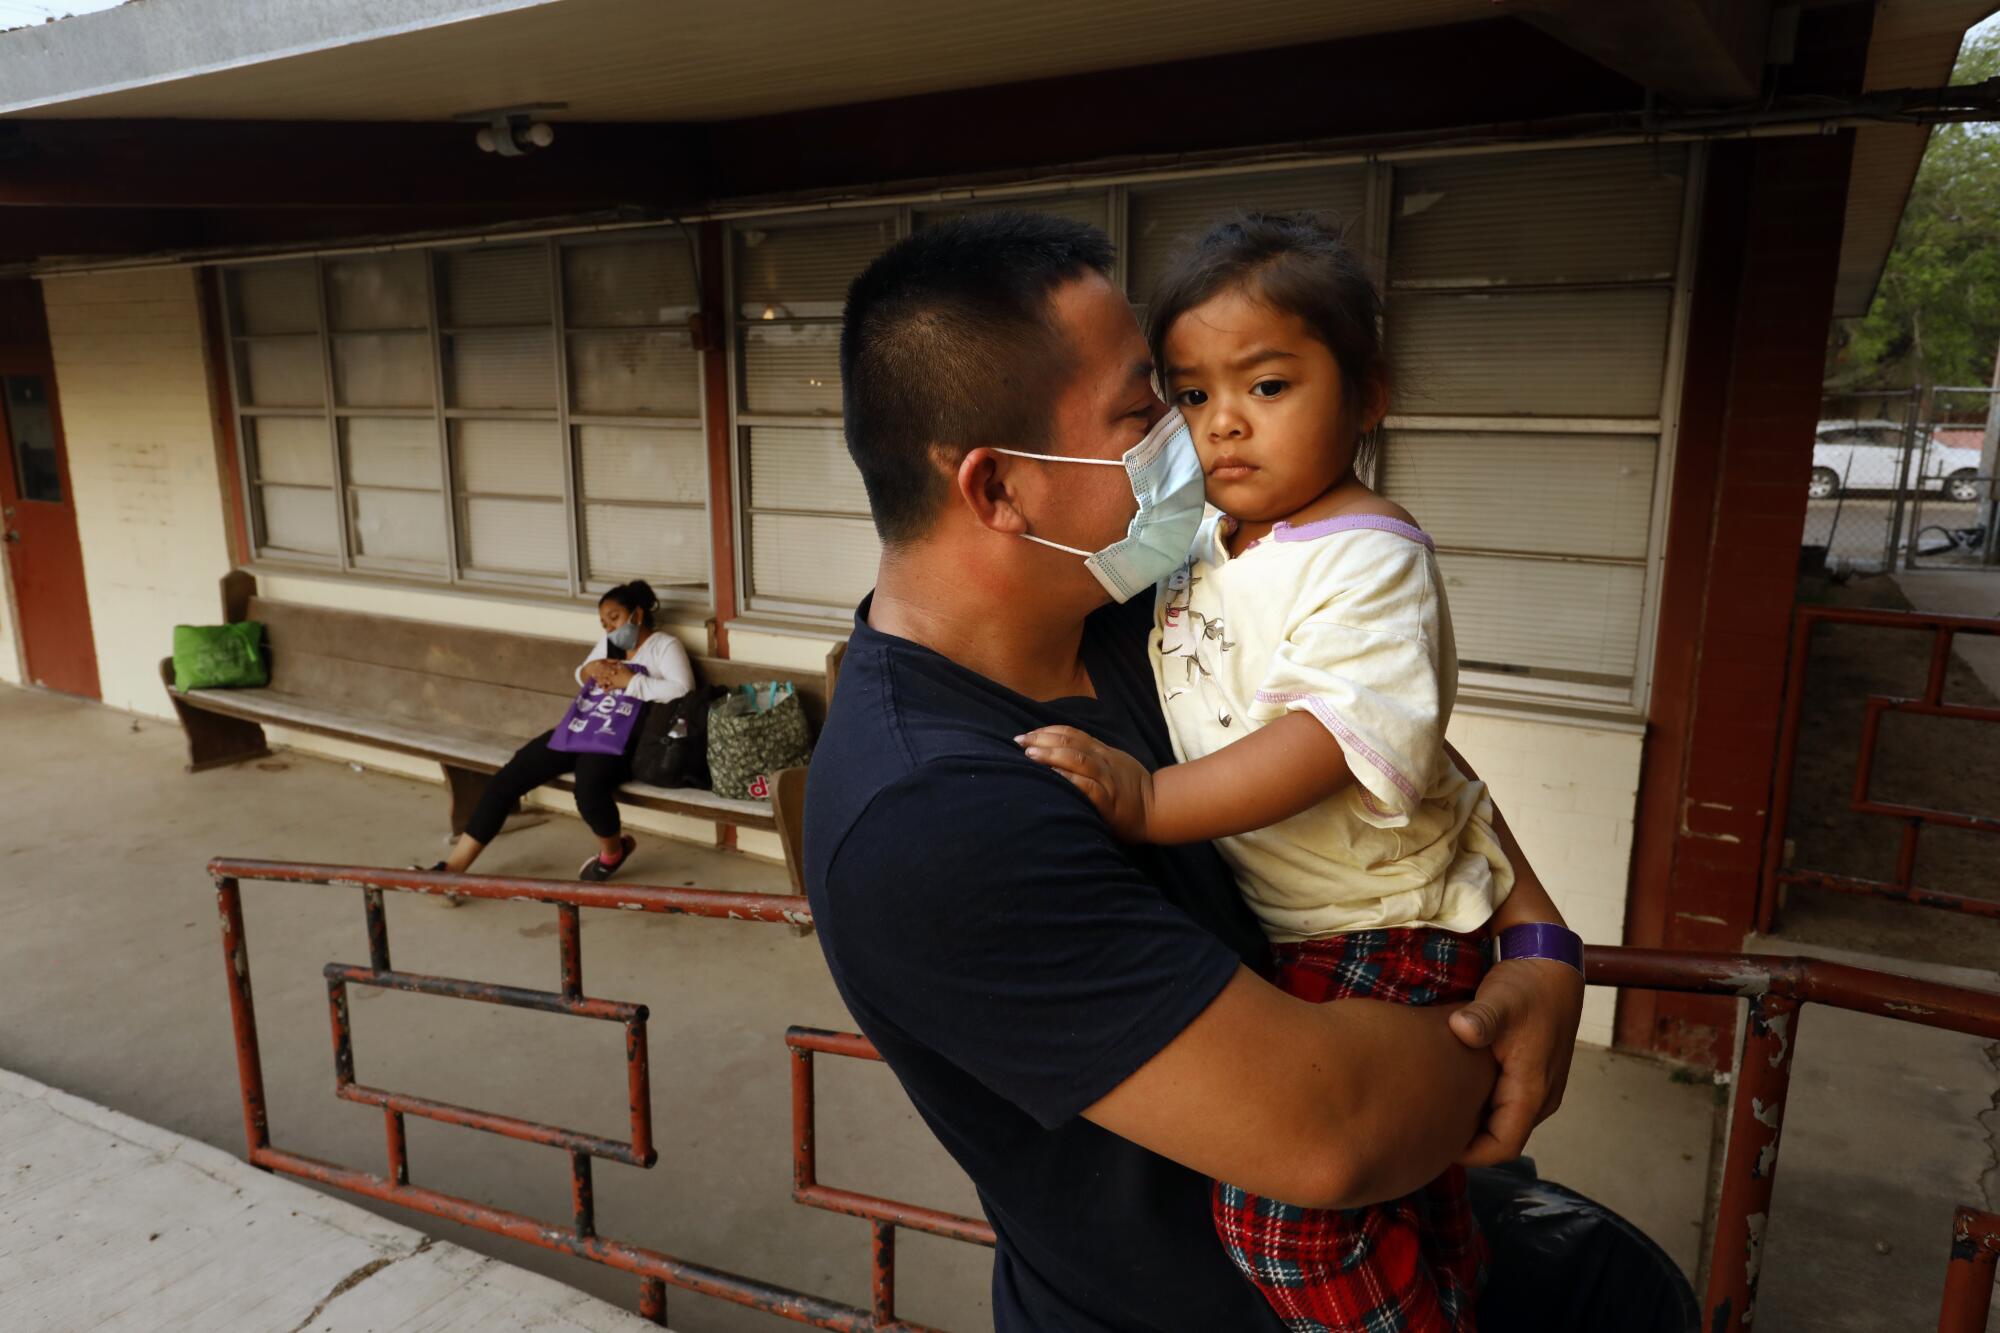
[1619,131,1858,1067]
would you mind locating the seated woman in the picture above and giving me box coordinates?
[428,580,693,883]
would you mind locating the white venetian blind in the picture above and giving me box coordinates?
[733,220,891,614]
[563,233,709,599]
[914,193,1110,232]
[435,245,566,583]
[1126,168,1368,303]
[325,254,446,572]
[227,263,337,559]
[1380,144,1687,698]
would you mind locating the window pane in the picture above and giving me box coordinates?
[563,238,697,326]
[915,194,1109,232]
[324,253,429,330]
[444,328,555,409]
[568,329,700,416]
[239,336,324,408]
[747,425,867,514]
[1127,169,1367,301]
[1387,288,1672,418]
[438,246,550,327]
[257,484,338,555]
[349,487,446,566]
[4,375,61,503]
[740,323,841,415]
[578,425,706,504]
[1440,554,1644,683]
[458,496,567,577]
[584,503,707,588]
[748,512,879,608]
[249,416,333,486]
[333,331,433,408]
[734,219,896,319]
[452,418,563,497]
[1390,145,1685,289]
[1377,432,1656,561]
[228,262,317,335]
[343,417,439,489]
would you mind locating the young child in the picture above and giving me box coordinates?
[1020,213,1545,1332]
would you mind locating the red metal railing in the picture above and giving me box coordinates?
[210,858,2000,1333]
[1761,604,2000,928]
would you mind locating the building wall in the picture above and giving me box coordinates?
[40,267,234,719]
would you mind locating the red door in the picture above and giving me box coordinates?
[0,366,99,698]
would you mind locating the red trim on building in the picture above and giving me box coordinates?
[1619,132,1858,1067]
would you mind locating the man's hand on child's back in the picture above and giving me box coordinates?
[1017,726,1156,842]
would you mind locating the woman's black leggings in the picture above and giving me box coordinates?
[464,729,632,844]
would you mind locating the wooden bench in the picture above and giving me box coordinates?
[161,572,839,886]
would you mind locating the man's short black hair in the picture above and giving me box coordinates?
[840,211,1116,544]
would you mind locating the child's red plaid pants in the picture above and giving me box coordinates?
[1213,927,1488,1332]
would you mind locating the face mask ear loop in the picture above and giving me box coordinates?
[990,447,1125,467]
[1019,533,1097,558]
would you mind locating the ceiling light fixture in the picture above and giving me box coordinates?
[454,103,567,157]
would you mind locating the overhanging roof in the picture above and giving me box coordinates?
[1832,0,2000,317]
[0,0,1492,122]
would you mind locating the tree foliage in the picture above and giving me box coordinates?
[1826,27,2000,392]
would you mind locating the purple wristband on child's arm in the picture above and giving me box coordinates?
[1494,922,1584,974]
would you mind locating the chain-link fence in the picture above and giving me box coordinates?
[1802,386,1999,573]
[1906,386,1998,568]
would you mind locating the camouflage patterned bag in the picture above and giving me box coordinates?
[705,682,812,801]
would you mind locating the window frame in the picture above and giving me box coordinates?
[217,229,715,613]
[724,207,904,623]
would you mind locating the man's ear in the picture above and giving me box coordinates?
[952,445,1028,536]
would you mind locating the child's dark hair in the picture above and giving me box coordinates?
[599,580,658,627]
[1147,211,1390,458]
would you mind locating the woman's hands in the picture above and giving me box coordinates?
[583,659,635,690]
[1018,726,1156,842]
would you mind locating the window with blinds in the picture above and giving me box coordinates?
[1376,144,1688,702]
[720,152,1687,713]
[219,229,710,604]
[732,217,896,615]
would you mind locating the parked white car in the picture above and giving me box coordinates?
[1809,419,1984,501]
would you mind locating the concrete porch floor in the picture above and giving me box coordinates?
[0,682,1764,1330]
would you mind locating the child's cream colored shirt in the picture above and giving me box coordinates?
[1151,511,1513,942]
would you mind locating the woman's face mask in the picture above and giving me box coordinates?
[994,408,1206,603]
[606,620,640,652]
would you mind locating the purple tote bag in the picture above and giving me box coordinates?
[548,664,648,756]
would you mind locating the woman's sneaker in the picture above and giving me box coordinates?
[579,835,636,882]
[410,860,465,906]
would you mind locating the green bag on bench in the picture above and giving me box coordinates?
[707,681,812,802]
[172,621,269,691]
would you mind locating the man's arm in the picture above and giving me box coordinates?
[1442,740,1586,1165]
[1085,966,1495,1209]
[823,762,1497,1211]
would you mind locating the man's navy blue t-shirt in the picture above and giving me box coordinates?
[804,595,1284,1332]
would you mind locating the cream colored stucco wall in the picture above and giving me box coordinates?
[1447,710,1643,1048]
[41,267,233,719]
[0,557,21,685]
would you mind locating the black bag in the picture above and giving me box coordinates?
[630,685,729,788]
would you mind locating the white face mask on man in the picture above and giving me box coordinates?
[993,408,1207,603]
